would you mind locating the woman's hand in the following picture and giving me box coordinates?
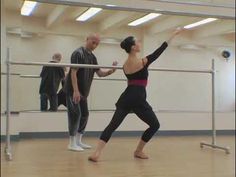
[167,27,185,44]
[173,27,185,36]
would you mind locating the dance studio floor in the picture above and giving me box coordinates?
[1,136,235,177]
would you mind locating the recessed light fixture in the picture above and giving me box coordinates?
[128,13,162,26]
[21,1,37,16]
[184,18,217,29]
[76,7,102,21]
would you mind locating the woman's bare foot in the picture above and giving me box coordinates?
[134,151,149,159]
[88,155,99,162]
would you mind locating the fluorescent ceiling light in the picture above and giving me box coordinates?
[128,13,161,26]
[21,1,37,16]
[76,7,102,21]
[105,4,117,7]
[184,18,217,29]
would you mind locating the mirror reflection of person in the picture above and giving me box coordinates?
[57,69,68,108]
[39,53,65,111]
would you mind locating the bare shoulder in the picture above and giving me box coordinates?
[141,57,148,66]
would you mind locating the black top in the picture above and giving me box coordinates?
[65,47,99,97]
[39,61,65,95]
[124,42,168,81]
[116,41,168,109]
[125,66,148,80]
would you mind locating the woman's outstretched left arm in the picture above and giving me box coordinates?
[143,27,184,66]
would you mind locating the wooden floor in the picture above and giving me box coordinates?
[1,136,235,177]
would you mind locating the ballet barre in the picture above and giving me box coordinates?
[10,61,213,73]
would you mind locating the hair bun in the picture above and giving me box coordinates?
[120,36,135,53]
[120,41,126,49]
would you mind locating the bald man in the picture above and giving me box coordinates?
[39,53,65,111]
[65,34,118,151]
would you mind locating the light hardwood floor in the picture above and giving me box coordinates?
[1,136,235,177]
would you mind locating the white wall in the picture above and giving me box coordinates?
[3,32,235,112]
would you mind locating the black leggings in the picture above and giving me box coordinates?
[100,101,160,143]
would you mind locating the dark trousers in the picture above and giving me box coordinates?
[66,95,89,136]
[100,100,160,143]
[40,93,58,111]
[57,89,67,107]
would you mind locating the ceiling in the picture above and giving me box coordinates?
[4,0,235,40]
[147,0,235,7]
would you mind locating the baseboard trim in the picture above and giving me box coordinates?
[1,130,235,142]
[1,135,20,142]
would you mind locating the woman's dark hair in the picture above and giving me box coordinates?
[120,36,135,53]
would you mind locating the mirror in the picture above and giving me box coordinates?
[1,0,235,113]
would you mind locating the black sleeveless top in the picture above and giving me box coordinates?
[124,41,168,81]
[124,65,148,80]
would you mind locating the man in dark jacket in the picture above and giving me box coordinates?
[39,53,65,111]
